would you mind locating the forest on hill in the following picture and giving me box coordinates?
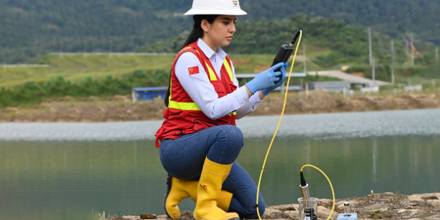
[0,0,438,63]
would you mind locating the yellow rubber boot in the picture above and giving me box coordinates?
[193,158,239,220]
[217,190,234,212]
[164,176,198,219]
[165,177,235,218]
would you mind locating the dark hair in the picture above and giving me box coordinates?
[164,15,219,106]
[181,15,219,49]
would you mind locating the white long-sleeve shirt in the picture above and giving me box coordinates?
[174,38,262,120]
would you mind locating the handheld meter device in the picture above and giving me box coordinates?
[272,29,302,66]
[271,29,302,83]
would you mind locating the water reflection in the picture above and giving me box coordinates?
[0,135,439,220]
[372,139,377,184]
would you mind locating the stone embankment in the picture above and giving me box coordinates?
[2,91,440,122]
[104,192,440,220]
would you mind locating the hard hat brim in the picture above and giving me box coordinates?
[184,8,247,16]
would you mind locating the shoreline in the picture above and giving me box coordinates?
[106,192,440,220]
[1,91,440,123]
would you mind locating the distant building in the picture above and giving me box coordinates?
[132,87,167,102]
[307,81,351,92]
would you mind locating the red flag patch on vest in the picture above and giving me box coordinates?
[188,66,199,75]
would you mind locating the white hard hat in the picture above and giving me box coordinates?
[184,0,247,16]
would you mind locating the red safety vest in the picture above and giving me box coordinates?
[155,42,238,147]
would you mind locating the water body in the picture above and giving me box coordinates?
[0,109,440,220]
[1,109,440,141]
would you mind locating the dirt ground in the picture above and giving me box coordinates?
[1,91,440,122]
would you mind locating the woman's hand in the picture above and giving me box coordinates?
[245,62,287,94]
[262,64,287,96]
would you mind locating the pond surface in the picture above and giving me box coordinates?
[1,135,439,220]
[1,109,440,220]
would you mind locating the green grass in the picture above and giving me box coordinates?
[1,53,272,88]
[0,53,175,88]
[0,52,330,88]
[0,52,327,108]
[0,53,276,88]
[0,52,437,102]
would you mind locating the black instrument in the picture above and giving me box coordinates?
[272,29,302,66]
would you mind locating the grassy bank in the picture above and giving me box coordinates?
[0,53,324,108]
[0,53,173,88]
[0,69,168,108]
[0,52,438,109]
[0,53,295,88]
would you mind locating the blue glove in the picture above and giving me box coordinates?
[245,62,287,94]
[262,64,287,95]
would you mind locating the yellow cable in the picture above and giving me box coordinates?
[300,164,336,220]
[255,30,336,220]
[255,30,303,219]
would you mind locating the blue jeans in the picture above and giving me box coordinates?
[160,125,265,218]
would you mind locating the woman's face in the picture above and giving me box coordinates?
[202,15,237,49]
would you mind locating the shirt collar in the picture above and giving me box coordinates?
[197,38,227,60]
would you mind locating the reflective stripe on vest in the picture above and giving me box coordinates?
[205,62,218,81]
[168,99,236,115]
[223,59,234,82]
[168,100,200,111]
[169,48,235,113]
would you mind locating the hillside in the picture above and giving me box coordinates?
[145,15,439,82]
[0,0,438,63]
[0,14,438,109]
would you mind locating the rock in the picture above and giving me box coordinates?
[110,192,440,220]
[263,207,291,219]
[269,204,298,212]
[175,212,194,220]
[284,210,299,219]
[363,203,388,212]
[121,216,141,220]
[395,209,419,218]
[426,214,440,219]
[368,209,393,219]
[139,213,157,219]
[318,198,333,208]
[427,200,440,208]
[409,193,440,202]
[317,206,335,219]
[155,215,168,220]
[422,195,440,200]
